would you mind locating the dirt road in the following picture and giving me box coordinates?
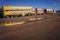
[0,17,60,40]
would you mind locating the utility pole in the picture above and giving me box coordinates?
[35,8,38,20]
[44,9,47,19]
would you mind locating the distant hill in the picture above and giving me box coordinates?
[56,10,60,16]
[56,10,60,13]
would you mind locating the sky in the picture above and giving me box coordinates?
[0,0,60,10]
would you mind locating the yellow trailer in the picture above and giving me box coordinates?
[2,6,33,17]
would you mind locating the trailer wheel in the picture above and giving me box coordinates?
[9,15,11,18]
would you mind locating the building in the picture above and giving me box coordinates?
[2,6,33,17]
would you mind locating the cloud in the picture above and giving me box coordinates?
[54,3,60,6]
[54,3,57,6]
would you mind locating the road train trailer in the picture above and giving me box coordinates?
[0,6,56,18]
[33,8,56,14]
